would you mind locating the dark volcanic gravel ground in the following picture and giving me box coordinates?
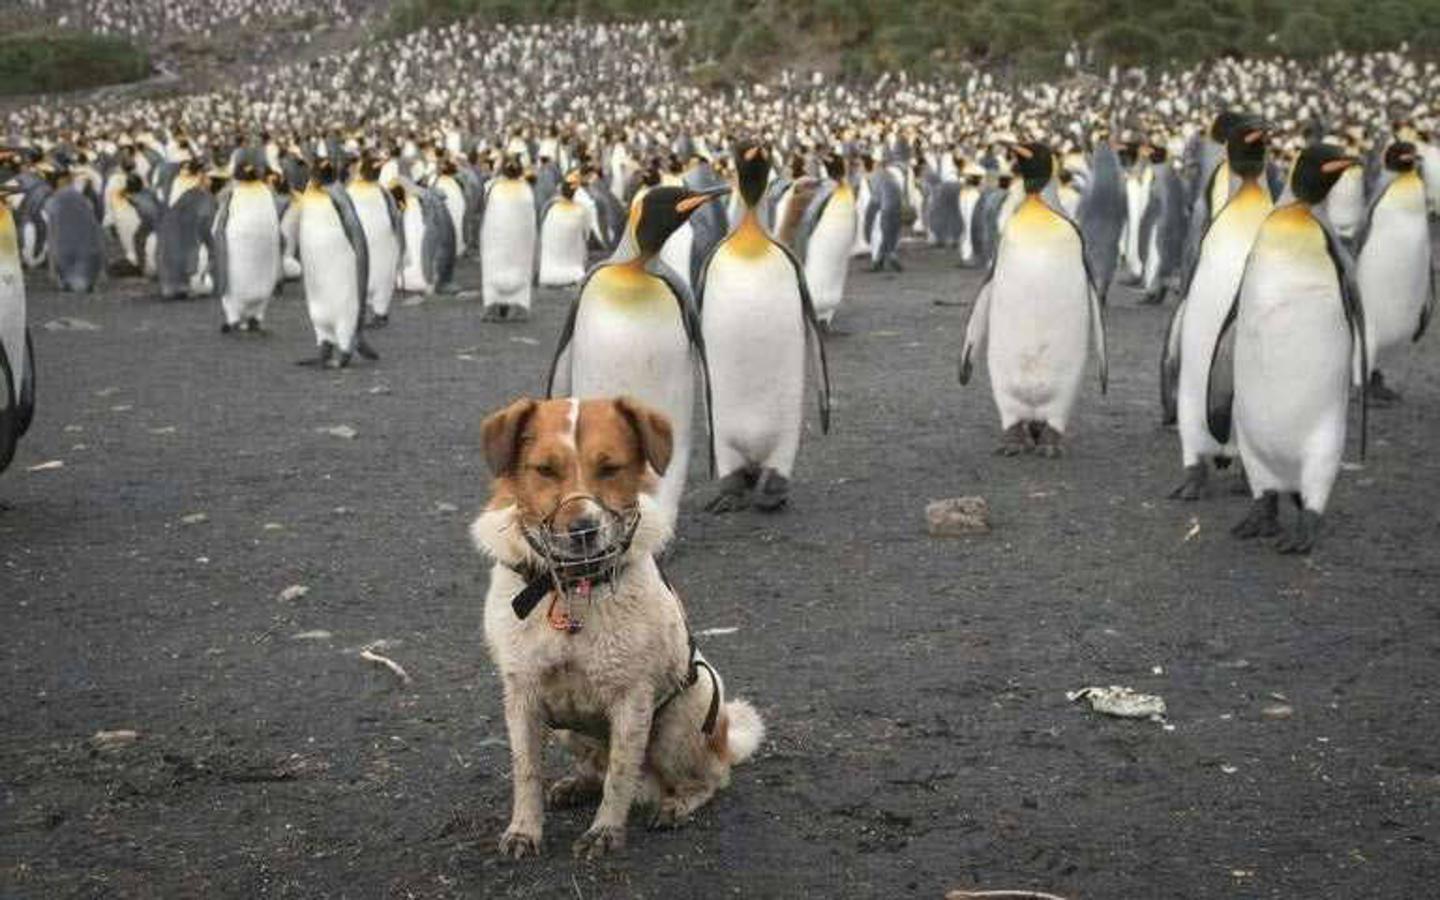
[2,243,1437,898]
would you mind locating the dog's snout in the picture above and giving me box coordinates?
[568,514,600,538]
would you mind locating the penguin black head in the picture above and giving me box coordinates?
[502,156,523,179]
[1224,115,1269,178]
[358,155,382,182]
[315,159,338,186]
[634,185,729,256]
[1210,110,1244,144]
[997,173,1013,190]
[1149,146,1169,165]
[733,140,771,207]
[236,163,262,182]
[123,173,144,195]
[1009,142,1054,194]
[822,152,845,181]
[1290,144,1357,205]
[1384,141,1417,173]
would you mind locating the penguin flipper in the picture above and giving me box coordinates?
[1160,299,1186,425]
[0,342,16,475]
[795,180,837,263]
[1414,248,1436,343]
[1088,279,1109,393]
[959,280,993,385]
[1205,300,1239,445]
[1320,223,1367,460]
[648,258,718,475]
[775,240,832,433]
[17,327,35,439]
[325,185,370,320]
[382,185,405,260]
[211,186,232,303]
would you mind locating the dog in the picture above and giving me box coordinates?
[471,395,764,859]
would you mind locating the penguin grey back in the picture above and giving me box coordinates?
[1078,143,1126,300]
[156,188,216,299]
[44,187,105,292]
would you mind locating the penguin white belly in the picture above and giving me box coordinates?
[223,188,280,324]
[438,178,465,241]
[1123,178,1147,279]
[481,183,537,309]
[1419,143,1440,214]
[703,242,806,477]
[400,199,429,293]
[958,189,979,264]
[1325,169,1365,239]
[804,188,856,323]
[537,204,587,286]
[298,193,359,349]
[349,186,400,315]
[851,182,872,257]
[1234,219,1351,511]
[21,221,44,268]
[113,201,141,266]
[657,223,693,294]
[1176,186,1271,466]
[1357,175,1430,367]
[280,201,302,280]
[568,273,695,518]
[0,207,26,393]
[986,202,1091,432]
[189,245,212,296]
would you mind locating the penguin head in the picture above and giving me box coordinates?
[733,140,771,207]
[634,185,729,256]
[1009,142,1054,194]
[501,156,523,179]
[236,162,263,183]
[1224,115,1269,178]
[822,152,845,181]
[1290,144,1357,205]
[1383,141,1418,173]
[314,159,338,186]
[1209,110,1244,144]
[358,155,383,182]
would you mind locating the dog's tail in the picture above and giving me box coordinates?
[724,699,765,765]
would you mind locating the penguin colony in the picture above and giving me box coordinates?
[3,19,1439,554]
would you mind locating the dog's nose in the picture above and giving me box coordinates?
[568,514,600,542]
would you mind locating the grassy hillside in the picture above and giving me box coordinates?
[0,29,150,96]
[386,0,1440,75]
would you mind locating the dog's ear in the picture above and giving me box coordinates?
[614,396,673,476]
[481,397,539,476]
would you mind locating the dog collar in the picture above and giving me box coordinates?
[506,562,624,624]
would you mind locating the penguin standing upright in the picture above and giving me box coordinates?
[1324,139,1366,242]
[44,175,105,293]
[1215,145,1367,555]
[480,157,537,321]
[698,141,830,513]
[1167,116,1273,499]
[297,161,376,368]
[213,163,280,333]
[957,167,983,267]
[536,176,588,287]
[1136,146,1189,305]
[959,142,1107,455]
[798,152,858,328]
[547,184,729,523]
[1119,142,1152,283]
[1354,142,1435,404]
[155,177,216,300]
[865,161,903,272]
[0,188,35,474]
[1077,141,1126,303]
[347,157,403,325]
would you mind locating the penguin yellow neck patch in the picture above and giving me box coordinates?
[589,263,678,318]
[725,211,772,259]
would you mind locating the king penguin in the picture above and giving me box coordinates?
[1354,141,1435,405]
[480,157,538,322]
[0,187,35,475]
[297,161,376,368]
[546,183,730,525]
[798,151,858,329]
[1213,145,1367,555]
[536,175,589,287]
[347,156,404,326]
[697,141,831,513]
[44,172,106,294]
[1077,140,1126,303]
[959,142,1107,456]
[213,162,281,333]
[1166,116,1273,499]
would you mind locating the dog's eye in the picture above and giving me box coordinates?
[533,463,561,480]
[595,463,623,480]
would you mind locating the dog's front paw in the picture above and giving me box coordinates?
[498,826,542,859]
[572,824,626,859]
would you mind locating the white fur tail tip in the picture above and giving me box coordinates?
[724,699,765,765]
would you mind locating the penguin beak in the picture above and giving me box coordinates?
[1008,143,1033,160]
[1242,129,1266,144]
[675,185,729,214]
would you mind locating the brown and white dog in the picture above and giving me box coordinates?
[471,395,764,859]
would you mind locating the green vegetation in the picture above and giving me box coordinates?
[385,0,1440,76]
[0,29,150,96]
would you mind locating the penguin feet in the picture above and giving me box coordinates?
[1277,507,1321,555]
[886,257,904,272]
[1033,423,1065,458]
[369,313,390,329]
[1232,491,1281,539]
[1366,371,1401,407]
[1168,463,1208,501]
[753,469,791,513]
[705,469,757,514]
[481,305,508,322]
[333,351,353,370]
[220,321,236,335]
[996,423,1034,456]
[317,341,337,369]
[1137,289,1165,306]
[241,317,265,335]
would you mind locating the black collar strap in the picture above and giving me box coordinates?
[506,561,623,620]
